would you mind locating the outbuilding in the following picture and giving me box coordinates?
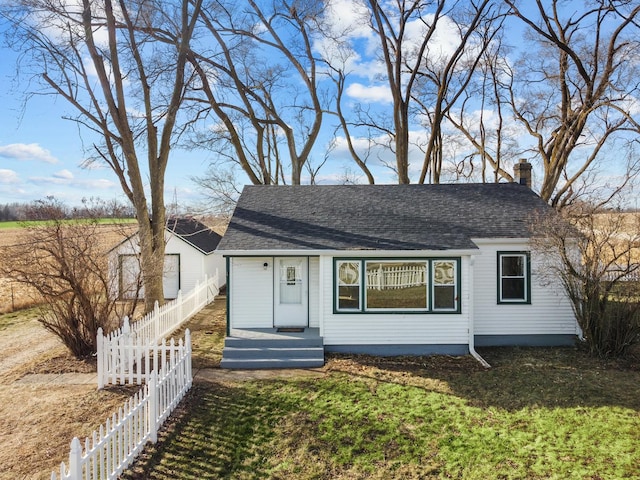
[111,217,225,300]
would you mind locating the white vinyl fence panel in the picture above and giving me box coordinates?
[97,273,218,389]
[127,272,218,347]
[52,331,192,480]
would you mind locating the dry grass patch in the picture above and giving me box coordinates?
[0,307,132,480]
[0,384,132,480]
[0,298,226,480]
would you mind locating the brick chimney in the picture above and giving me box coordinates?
[514,159,532,188]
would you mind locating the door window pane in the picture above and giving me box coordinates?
[280,261,302,304]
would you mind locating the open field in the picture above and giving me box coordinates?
[0,223,137,313]
[0,218,138,229]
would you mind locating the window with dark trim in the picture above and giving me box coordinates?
[334,258,460,313]
[337,261,361,310]
[497,251,530,304]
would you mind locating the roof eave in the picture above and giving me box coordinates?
[217,248,481,257]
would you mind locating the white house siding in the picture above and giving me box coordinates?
[472,240,576,339]
[309,257,320,328]
[318,256,471,349]
[164,234,202,294]
[229,257,274,328]
[205,251,226,288]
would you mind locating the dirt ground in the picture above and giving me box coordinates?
[0,309,133,480]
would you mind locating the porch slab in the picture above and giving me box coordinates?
[229,327,321,341]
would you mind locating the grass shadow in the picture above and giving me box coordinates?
[121,382,285,479]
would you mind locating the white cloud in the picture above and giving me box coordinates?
[0,143,58,164]
[53,169,74,180]
[0,169,20,184]
[346,83,393,104]
[29,174,116,190]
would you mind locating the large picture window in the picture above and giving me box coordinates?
[498,252,530,304]
[334,258,460,313]
[365,261,427,310]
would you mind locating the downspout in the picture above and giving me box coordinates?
[225,256,230,337]
[468,256,491,368]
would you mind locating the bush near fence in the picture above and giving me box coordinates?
[52,330,192,480]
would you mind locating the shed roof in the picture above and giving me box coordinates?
[217,183,550,252]
[166,217,222,254]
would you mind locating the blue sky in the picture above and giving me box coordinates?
[1,1,637,210]
[0,42,210,207]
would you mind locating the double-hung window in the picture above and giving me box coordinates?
[337,261,361,310]
[335,258,459,313]
[497,252,530,303]
[432,260,457,310]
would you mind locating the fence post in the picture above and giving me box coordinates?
[153,301,160,343]
[148,372,158,443]
[202,275,208,304]
[185,329,192,387]
[97,327,104,390]
[122,317,132,379]
[177,290,183,324]
[68,437,82,480]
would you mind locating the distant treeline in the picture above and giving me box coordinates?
[0,197,136,222]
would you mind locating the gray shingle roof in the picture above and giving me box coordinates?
[217,183,550,252]
[166,217,222,254]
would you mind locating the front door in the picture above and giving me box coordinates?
[274,257,308,327]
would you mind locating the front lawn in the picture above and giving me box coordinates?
[123,343,640,479]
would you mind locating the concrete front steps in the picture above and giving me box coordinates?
[220,331,325,369]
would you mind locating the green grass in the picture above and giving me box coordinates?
[0,308,40,331]
[0,218,136,228]
[122,339,640,479]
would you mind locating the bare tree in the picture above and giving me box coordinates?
[532,197,640,357]
[414,0,499,184]
[1,0,202,311]
[504,0,640,207]
[328,0,497,184]
[441,12,518,183]
[0,199,138,357]
[363,0,447,184]
[188,0,330,193]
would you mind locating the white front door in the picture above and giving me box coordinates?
[274,257,308,327]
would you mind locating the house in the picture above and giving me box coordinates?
[217,174,577,368]
[111,217,225,300]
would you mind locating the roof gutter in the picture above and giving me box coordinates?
[216,248,481,258]
[468,255,491,368]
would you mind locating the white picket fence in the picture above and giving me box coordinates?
[52,330,192,480]
[126,273,219,347]
[603,270,640,282]
[366,264,426,290]
[97,273,218,389]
